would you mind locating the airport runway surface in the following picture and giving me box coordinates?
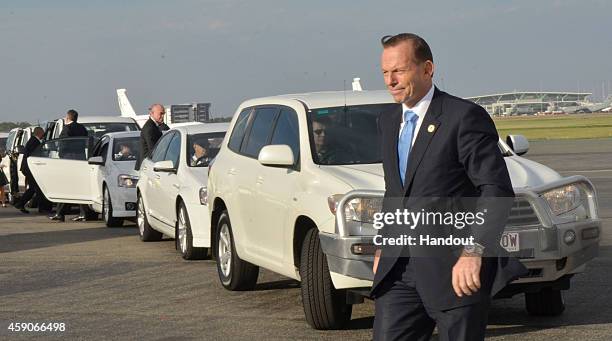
[1,138,611,340]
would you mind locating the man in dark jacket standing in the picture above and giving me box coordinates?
[135,103,169,170]
[50,109,90,222]
[14,127,46,213]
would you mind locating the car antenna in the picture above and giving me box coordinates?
[343,80,348,113]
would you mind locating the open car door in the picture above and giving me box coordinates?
[28,136,95,204]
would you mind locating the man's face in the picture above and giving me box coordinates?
[381,41,434,106]
[150,106,165,124]
[193,143,206,158]
[312,121,326,150]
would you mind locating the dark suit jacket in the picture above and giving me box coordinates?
[21,136,41,177]
[135,118,168,170]
[372,88,527,310]
[60,121,88,138]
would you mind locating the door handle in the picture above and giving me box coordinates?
[228,168,237,175]
[32,162,46,166]
[172,184,180,189]
[142,166,147,171]
[256,176,264,185]
[155,174,161,180]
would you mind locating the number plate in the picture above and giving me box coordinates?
[500,232,520,252]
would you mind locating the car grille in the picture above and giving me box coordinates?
[507,197,540,227]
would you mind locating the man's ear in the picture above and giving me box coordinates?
[424,60,435,78]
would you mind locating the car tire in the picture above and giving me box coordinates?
[176,201,206,260]
[103,186,124,227]
[300,228,352,330]
[215,211,259,291]
[137,194,162,242]
[525,288,565,316]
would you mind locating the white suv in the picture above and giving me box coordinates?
[208,90,600,329]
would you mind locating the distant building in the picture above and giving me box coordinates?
[466,92,592,115]
[169,103,212,123]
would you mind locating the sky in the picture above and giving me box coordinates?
[1,0,611,122]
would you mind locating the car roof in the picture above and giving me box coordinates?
[61,116,138,124]
[102,131,141,139]
[241,90,395,110]
[173,122,230,135]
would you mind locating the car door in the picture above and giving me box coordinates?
[28,136,95,204]
[89,137,110,211]
[235,106,281,264]
[143,132,175,229]
[154,132,181,230]
[251,107,301,268]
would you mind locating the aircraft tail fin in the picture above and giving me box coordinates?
[117,88,137,117]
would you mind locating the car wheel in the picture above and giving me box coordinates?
[137,194,162,242]
[215,211,259,291]
[103,187,123,227]
[525,288,565,316]
[176,201,206,260]
[300,228,352,330]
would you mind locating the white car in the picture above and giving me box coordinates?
[3,126,36,198]
[136,123,228,260]
[207,90,600,329]
[27,131,140,226]
[48,116,140,141]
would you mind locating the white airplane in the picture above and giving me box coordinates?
[117,89,175,128]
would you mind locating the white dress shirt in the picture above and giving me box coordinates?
[399,84,435,147]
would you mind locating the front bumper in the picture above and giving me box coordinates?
[111,187,137,218]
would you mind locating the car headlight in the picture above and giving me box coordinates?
[199,187,208,205]
[541,183,593,223]
[118,174,139,188]
[329,194,383,236]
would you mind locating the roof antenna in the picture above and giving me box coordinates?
[343,80,348,112]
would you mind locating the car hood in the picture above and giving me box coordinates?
[112,160,138,176]
[320,157,561,191]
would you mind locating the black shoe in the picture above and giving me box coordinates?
[49,214,65,222]
[18,207,30,214]
[71,216,86,222]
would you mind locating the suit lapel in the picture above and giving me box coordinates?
[386,106,403,190]
[402,88,444,193]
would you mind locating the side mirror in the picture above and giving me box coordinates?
[153,160,176,173]
[88,156,105,165]
[506,135,529,156]
[258,145,295,167]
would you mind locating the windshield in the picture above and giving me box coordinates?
[82,123,140,140]
[186,132,226,167]
[308,104,395,165]
[112,137,140,161]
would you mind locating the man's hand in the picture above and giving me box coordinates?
[373,249,381,274]
[452,252,482,297]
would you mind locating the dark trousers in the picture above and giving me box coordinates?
[373,258,490,341]
[16,175,46,210]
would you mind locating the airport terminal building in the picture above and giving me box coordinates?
[466,91,592,115]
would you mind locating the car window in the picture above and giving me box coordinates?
[270,107,300,162]
[82,123,140,140]
[242,107,279,158]
[112,137,139,161]
[164,133,181,167]
[92,137,110,157]
[32,137,92,160]
[151,132,174,162]
[186,132,226,167]
[228,108,252,153]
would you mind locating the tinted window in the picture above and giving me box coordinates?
[164,133,181,167]
[270,108,299,162]
[151,132,174,162]
[112,137,140,161]
[32,137,91,160]
[187,132,226,167]
[308,104,395,165]
[228,109,252,152]
[242,107,279,158]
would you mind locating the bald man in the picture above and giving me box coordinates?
[135,104,169,170]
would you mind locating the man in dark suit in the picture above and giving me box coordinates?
[372,33,527,341]
[14,127,46,213]
[135,103,169,170]
[50,109,90,222]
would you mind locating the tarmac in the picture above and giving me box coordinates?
[0,138,611,340]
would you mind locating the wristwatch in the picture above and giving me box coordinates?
[463,242,485,256]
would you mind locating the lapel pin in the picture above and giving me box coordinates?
[427,124,436,133]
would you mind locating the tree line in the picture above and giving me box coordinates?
[0,122,31,133]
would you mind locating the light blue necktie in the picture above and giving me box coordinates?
[398,110,418,186]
